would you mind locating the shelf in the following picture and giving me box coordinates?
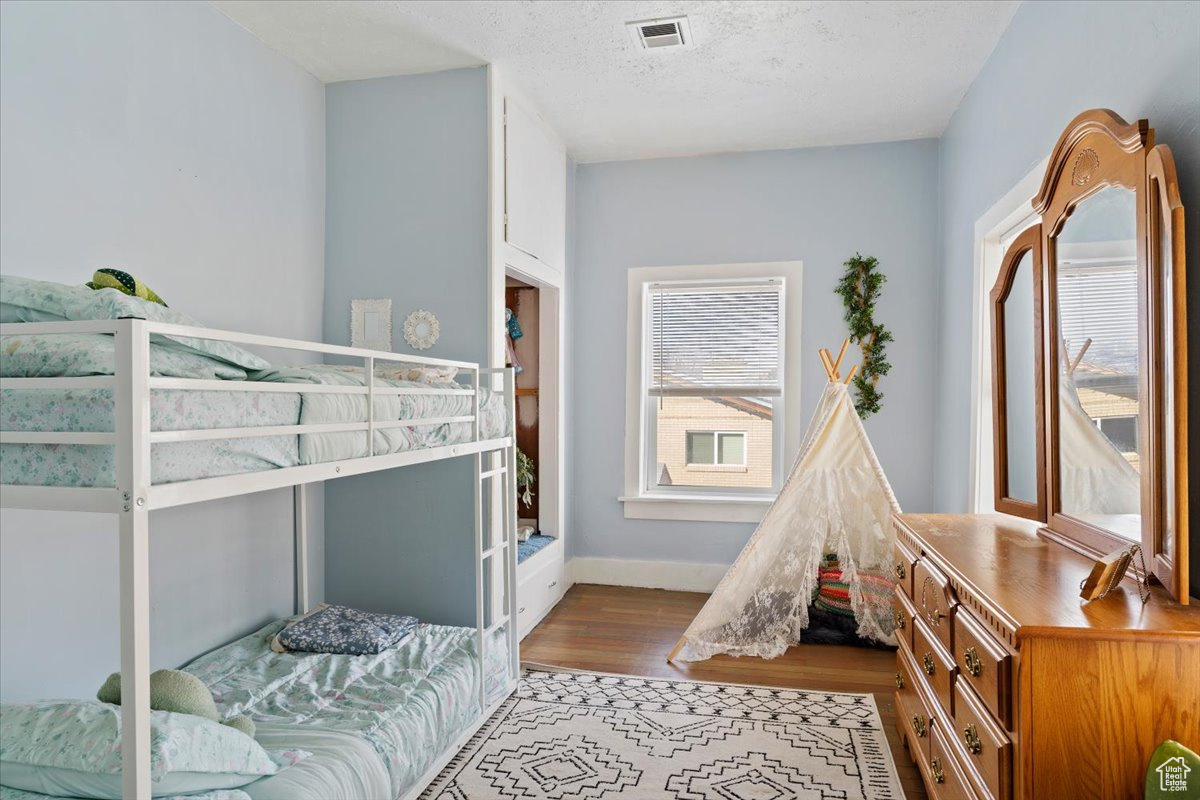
[515,388,539,397]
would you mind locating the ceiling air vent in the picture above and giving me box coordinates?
[627,16,692,50]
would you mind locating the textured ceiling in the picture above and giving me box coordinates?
[212,0,1021,163]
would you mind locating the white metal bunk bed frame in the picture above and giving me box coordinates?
[0,317,520,800]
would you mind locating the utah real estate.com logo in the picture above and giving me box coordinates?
[1156,756,1192,793]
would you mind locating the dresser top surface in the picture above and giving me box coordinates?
[896,513,1200,638]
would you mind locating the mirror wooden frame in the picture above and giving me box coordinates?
[1147,144,1189,602]
[995,109,1191,603]
[990,223,1045,521]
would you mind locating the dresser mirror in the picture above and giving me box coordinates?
[1054,185,1141,539]
[990,225,1044,519]
[992,109,1190,602]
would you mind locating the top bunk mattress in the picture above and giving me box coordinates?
[2,360,509,488]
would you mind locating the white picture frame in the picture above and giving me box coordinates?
[403,309,440,350]
[350,298,392,351]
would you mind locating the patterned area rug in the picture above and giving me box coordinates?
[422,667,903,799]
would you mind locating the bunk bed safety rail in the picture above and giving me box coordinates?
[0,319,514,513]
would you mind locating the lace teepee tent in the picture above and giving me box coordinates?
[1057,339,1140,516]
[669,343,901,662]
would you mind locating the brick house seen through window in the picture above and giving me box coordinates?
[646,278,783,494]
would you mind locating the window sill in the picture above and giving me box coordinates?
[618,493,774,523]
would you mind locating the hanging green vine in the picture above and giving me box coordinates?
[835,253,893,418]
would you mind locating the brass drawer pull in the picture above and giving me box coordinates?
[911,714,928,738]
[895,671,904,689]
[920,576,946,626]
[922,652,936,676]
[930,757,945,784]
[963,723,982,754]
[894,562,907,581]
[963,646,982,677]
[893,611,906,631]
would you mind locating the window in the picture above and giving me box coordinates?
[969,157,1046,512]
[622,262,800,523]
[686,431,747,467]
[1098,415,1138,455]
[644,276,783,494]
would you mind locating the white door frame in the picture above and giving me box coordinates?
[486,64,567,544]
[503,264,565,541]
[967,158,1046,512]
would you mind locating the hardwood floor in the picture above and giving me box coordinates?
[522,583,926,800]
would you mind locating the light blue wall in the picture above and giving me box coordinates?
[0,0,326,700]
[571,140,940,565]
[322,68,490,625]
[932,0,1200,573]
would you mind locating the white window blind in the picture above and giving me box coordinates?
[1057,264,1138,376]
[648,281,783,397]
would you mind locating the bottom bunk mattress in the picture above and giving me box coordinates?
[0,621,512,800]
[185,619,512,800]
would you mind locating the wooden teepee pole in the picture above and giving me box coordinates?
[818,349,836,381]
[667,636,687,663]
[832,337,851,377]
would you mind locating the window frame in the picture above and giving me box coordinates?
[620,261,803,523]
[969,157,1047,512]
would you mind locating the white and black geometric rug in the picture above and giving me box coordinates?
[422,667,904,799]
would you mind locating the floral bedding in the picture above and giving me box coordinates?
[0,789,250,800]
[0,388,300,486]
[2,333,248,380]
[1,349,509,487]
[183,620,511,799]
[252,365,509,465]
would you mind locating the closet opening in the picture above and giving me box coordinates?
[503,272,562,570]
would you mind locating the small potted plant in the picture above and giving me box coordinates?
[516,448,536,542]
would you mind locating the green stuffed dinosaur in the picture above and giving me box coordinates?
[85,268,168,306]
[97,669,255,738]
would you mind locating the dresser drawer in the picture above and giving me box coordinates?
[954,680,1012,800]
[914,558,957,654]
[954,610,1012,729]
[893,586,917,651]
[913,615,956,719]
[896,642,935,763]
[894,541,918,599]
[929,720,979,800]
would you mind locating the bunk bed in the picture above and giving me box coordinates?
[0,307,520,800]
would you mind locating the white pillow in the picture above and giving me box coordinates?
[0,701,305,799]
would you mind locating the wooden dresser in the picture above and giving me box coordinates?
[892,513,1200,800]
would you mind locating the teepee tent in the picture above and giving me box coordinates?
[1057,341,1140,516]
[669,343,901,662]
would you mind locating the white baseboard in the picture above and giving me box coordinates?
[568,557,728,593]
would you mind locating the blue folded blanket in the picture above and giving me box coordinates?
[274,605,418,656]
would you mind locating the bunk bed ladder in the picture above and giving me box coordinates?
[474,368,519,712]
